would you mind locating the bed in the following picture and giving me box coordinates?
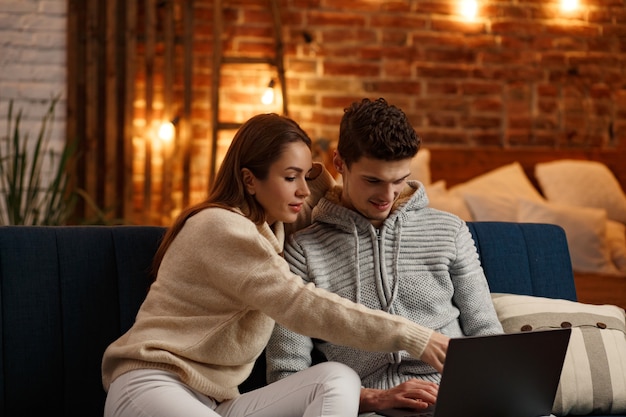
[409,146,626,309]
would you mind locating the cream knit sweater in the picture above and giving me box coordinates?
[101,172,435,402]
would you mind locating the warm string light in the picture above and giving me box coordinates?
[460,0,478,20]
[158,116,179,143]
[561,0,579,12]
[458,0,579,21]
[261,79,275,105]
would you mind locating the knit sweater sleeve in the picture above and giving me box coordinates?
[450,222,504,336]
[266,237,318,383]
[201,211,434,362]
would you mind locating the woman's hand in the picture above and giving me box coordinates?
[359,379,439,413]
[420,331,449,373]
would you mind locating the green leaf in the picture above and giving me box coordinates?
[0,96,77,225]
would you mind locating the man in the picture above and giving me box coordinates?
[265,98,503,415]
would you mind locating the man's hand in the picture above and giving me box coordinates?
[420,331,449,373]
[359,379,439,413]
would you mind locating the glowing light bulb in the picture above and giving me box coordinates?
[158,121,175,143]
[261,80,275,105]
[561,0,578,12]
[460,0,478,20]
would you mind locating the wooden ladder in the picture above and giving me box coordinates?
[210,0,288,183]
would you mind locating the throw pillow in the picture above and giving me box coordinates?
[517,198,619,275]
[535,159,626,224]
[424,179,446,196]
[607,220,626,274]
[491,293,626,416]
[448,162,543,221]
[462,190,522,222]
[425,180,473,221]
[409,148,431,185]
[449,161,544,203]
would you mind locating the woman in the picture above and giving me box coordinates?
[102,113,448,417]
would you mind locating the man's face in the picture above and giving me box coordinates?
[334,152,412,228]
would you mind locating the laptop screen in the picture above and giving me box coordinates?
[379,328,571,417]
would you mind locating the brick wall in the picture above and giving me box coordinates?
[0,0,67,149]
[2,0,624,223]
[204,0,626,153]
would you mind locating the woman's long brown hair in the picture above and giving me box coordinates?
[150,113,312,279]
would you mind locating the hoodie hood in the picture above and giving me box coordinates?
[309,180,430,318]
[311,179,429,232]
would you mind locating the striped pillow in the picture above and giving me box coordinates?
[491,293,626,415]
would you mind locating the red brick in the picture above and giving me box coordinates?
[427,81,459,95]
[323,62,380,76]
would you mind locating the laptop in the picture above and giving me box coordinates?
[378,328,571,417]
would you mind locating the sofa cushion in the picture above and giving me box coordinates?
[491,293,626,416]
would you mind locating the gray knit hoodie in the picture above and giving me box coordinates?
[266,180,503,388]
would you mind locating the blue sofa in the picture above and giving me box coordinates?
[0,223,620,416]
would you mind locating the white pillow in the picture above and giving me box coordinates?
[425,180,473,221]
[517,199,620,275]
[463,191,521,222]
[409,148,431,185]
[491,293,626,416]
[607,220,626,274]
[449,162,544,203]
[449,162,544,221]
[535,159,626,224]
[424,179,446,196]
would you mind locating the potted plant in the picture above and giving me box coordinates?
[0,97,76,225]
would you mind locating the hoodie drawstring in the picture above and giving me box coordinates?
[352,222,362,304]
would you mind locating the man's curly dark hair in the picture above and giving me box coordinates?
[337,97,421,167]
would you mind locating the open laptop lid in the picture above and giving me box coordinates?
[379,328,571,417]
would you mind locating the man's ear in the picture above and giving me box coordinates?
[241,168,256,195]
[333,151,344,175]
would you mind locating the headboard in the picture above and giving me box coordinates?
[427,147,626,193]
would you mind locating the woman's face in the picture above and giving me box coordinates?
[245,141,313,225]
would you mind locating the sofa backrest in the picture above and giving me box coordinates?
[0,226,165,416]
[466,222,577,300]
[0,222,577,416]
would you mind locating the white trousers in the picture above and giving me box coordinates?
[104,361,361,417]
